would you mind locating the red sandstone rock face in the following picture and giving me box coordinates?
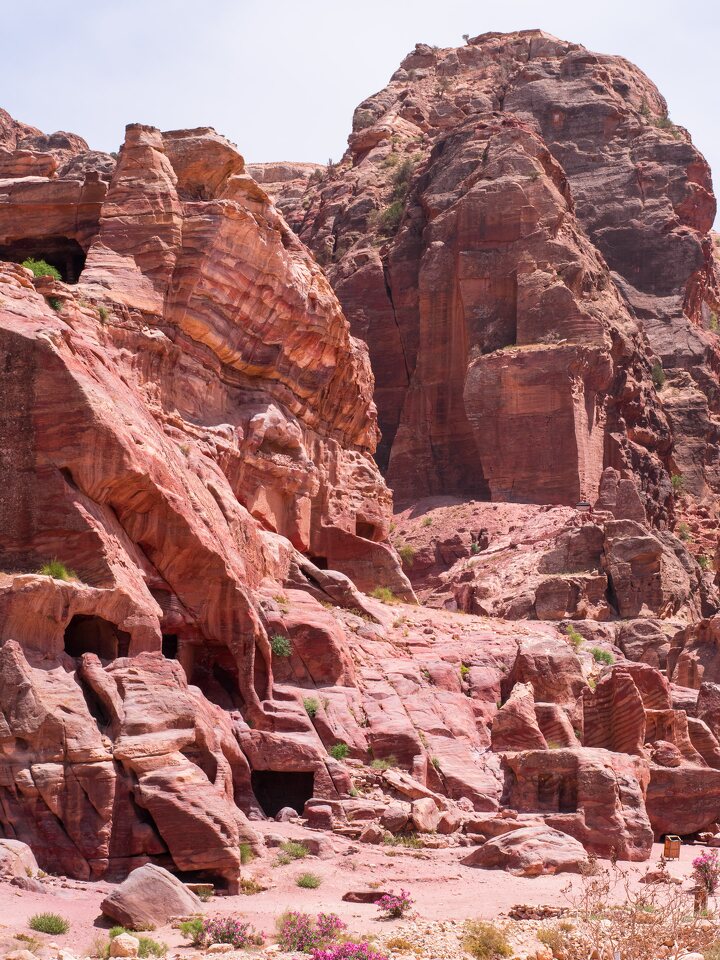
[274,30,719,524]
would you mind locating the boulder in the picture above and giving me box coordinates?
[411,797,442,833]
[462,825,588,876]
[100,864,203,929]
[109,934,140,959]
[0,839,39,879]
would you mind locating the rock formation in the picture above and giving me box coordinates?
[1,26,720,890]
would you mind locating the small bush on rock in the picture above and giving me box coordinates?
[376,889,413,919]
[38,559,76,581]
[22,258,61,280]
[397,544,415,567]
[564,624,584,650]
[590,647,614,665]
[280,840,310,860]
[28,913,70,935]
[370,756,396,771]
[270,634,292,657]
[304,697,319,718]
[463,921,511,960]
[369,587,398,604]
[329,742,350,760]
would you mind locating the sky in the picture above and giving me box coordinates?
[2,0,719,204]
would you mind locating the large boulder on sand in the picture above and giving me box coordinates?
[0,839,39,879]
[100,864,203,929]
[461,825,588,876]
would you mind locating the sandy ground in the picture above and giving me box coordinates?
[0,823,703,958]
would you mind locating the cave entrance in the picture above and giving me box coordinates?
[162,634,178,659]
[189,643,243,710]
[250,770,314,818]
[64,615,130,660]
[536,773,578,813]
[0,236,86,283]
[355,519,378,541]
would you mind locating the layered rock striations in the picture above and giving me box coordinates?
[276,30,718,525]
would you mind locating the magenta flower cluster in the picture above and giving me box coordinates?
[197,917,264,948]
[376,889,414,919]
[277,911,347,952]
[311,942,389,960]
[692,849,720,894]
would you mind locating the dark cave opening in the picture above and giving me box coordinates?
[0,236,86,283]
[162,633,178,659]
[189,644,244,710]
[64,615,130,660]
[355,519,379,541]
[250,769,315,818]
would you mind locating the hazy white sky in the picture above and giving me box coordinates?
[2,0,719,206]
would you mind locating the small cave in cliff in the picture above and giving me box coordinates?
[162,634,178,659]
[189,643,244,710]
[64,615,130,660]
[250,770,314,818]
[355,518,379,541]
[0,236,86,283]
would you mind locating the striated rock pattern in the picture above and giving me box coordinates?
[274,30,719,527]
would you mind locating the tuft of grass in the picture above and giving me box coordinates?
[373,200,405,235]
[430,755,442,772]
[178,919,203,946]
[397,544,416,568]
[279,840,309,861]
[421,516,433,527]
[383,832,422,849]
[677,522,692,542]
[296,871,322,889]
[369,586,398,604]
[28,913,70,935]
[564,624,584,650]
[47,296,62,312]
[460,663,470,679]
[23,258,61,280]
[329,742,350,760]
[38,558,76,581]
[590,647,614,665]
[98,305,110,322]
[270,634,292,657]
[238,877,265,895]
[137,938,167,958]
[463,921,511,960]
[386,937,417,952]
[698,555,711,571]
[303,697,319,718]
[370,756,396,771]
[537,926,572,957]
[239,841,254,865]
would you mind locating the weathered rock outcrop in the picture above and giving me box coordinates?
[273,30,719,527]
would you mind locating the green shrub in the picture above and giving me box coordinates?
[421,516,433,527]
[463,920,511,960]
[98,305,110,322]
[698,555,712,571]
[22,258,61,281]
[369,586,398,604]
[239,841,254,865]
[137,938,167,958]
[589,647,614,665]
[651,362,666,390]
[28,913,70,935]
[376,200,404,235]
[709,312,719,333]
[383,832,422,848]
[38,559,76,581]
[370,756,396,771]
[397,544,416,567]
[390,159,415,201]
[296,871,322,888]
[279,840,309,860]
[329,742,350,760]
[430,755,442,772]
[178,919,204,947]
[671,473,685,495]
[677,522,692,542]
[270,634,292,657]
[460,663,470,679]
[564,624,584,650]
[108,927,126,939]
[303,697,319,718]
[47,296,62,312]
